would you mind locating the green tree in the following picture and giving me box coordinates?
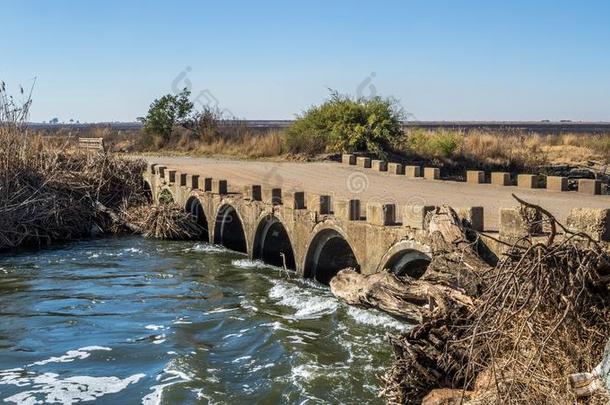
[141,88,194,140]
[286,91,404,158]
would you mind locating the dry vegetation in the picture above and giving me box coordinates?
[397,128,610,172]
[0,84,200,250]
[370,202,610,404]
[41,124,610,172]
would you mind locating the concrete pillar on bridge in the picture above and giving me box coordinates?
[336,199,361,221]
[367,203,396,226]
[371,160,387,172]
[567,208,609,241]
[424,167,440,180]
[578,179,602,195]
[211,179,228,195]
[388,163,404,175]
[263,187,282,205]
[517,174,540,189]
[491,172,511,186]
[244,185,262,201]
[403,205,436,229]
[546,176,568,192]
[342,154,356,165]
[186,174,200,189]
[307,194,332,215]
[405,165,421,178]
[467,170,485,184]
[356,157,371,168]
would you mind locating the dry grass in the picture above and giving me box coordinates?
[396,129,610,172]
[0,84,148,250]
[120,203,203,239]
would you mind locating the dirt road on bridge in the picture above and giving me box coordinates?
[145,156,609,231]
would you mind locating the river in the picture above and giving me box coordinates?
[0,236,410,404]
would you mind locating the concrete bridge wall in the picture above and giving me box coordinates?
[144,164,436,283]
[143,163,610,284]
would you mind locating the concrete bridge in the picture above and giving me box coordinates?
[143,157,610,284]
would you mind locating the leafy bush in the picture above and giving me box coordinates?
[286,91,404,157]
[405,129,463,159]
[140,88,194,141]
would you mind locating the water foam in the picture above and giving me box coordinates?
[0,346,144,404]
[268,280,338,319]
[29,346,112,366]
[231,259,275,269]
[346,306,412,332]
[142,364,193,405]
[187,244,227,253]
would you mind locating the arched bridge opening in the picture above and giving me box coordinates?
[213,204,247,254]
[304,229,359,285]
[143,180,153,203]
[185,196,209,242]
[384,249,431,279]
[253,215,296,270]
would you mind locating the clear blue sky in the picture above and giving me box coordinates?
[2,0,610,122]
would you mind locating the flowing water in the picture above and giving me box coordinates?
[0,237,410,404]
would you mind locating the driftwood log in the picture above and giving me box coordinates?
[330,205,488,323]
[330,206,491,402]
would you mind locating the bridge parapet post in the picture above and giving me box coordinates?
[262,187,282,205]
[244,185,262,201]
[177,172,187,187]
[155,165,166,178]
[405,165,421,178]
[366,202,396,226]
[371,160,387,172]
[566,208,610,241]
[185,174,200,189]
[342,154,356,165]
[335,199,361,221]
[403,205,436,229]
[284,191,306,210]
[499,207,542,239]
[307,194,332,215]
[211,179,228,195]
[167,170,177,184]
[388,163,404,175]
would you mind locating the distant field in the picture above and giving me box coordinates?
[28,120,610,134]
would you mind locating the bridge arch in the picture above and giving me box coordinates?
[143,180,153,203]
[213,203,248,253]
[185,196,209,242]
[252,214,296,269]
[303,225,359,285]
[377,241,431,279]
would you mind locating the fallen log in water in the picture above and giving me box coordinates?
[330,202,610,404]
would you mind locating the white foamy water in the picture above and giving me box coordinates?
[29,346,111,367]
[186,243,227,254]
[0,346,144,404]
[231,259,275,269]
[268,280,339,319]
[346,306,412,332]
[142,364,193,405]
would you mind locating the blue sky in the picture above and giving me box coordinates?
[2,0,610,122]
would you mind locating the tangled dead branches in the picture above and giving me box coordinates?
[119,203,203,240]
[382,198,610,404]
[0,82,169,249]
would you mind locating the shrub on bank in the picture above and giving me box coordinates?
[286,91,405,158]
